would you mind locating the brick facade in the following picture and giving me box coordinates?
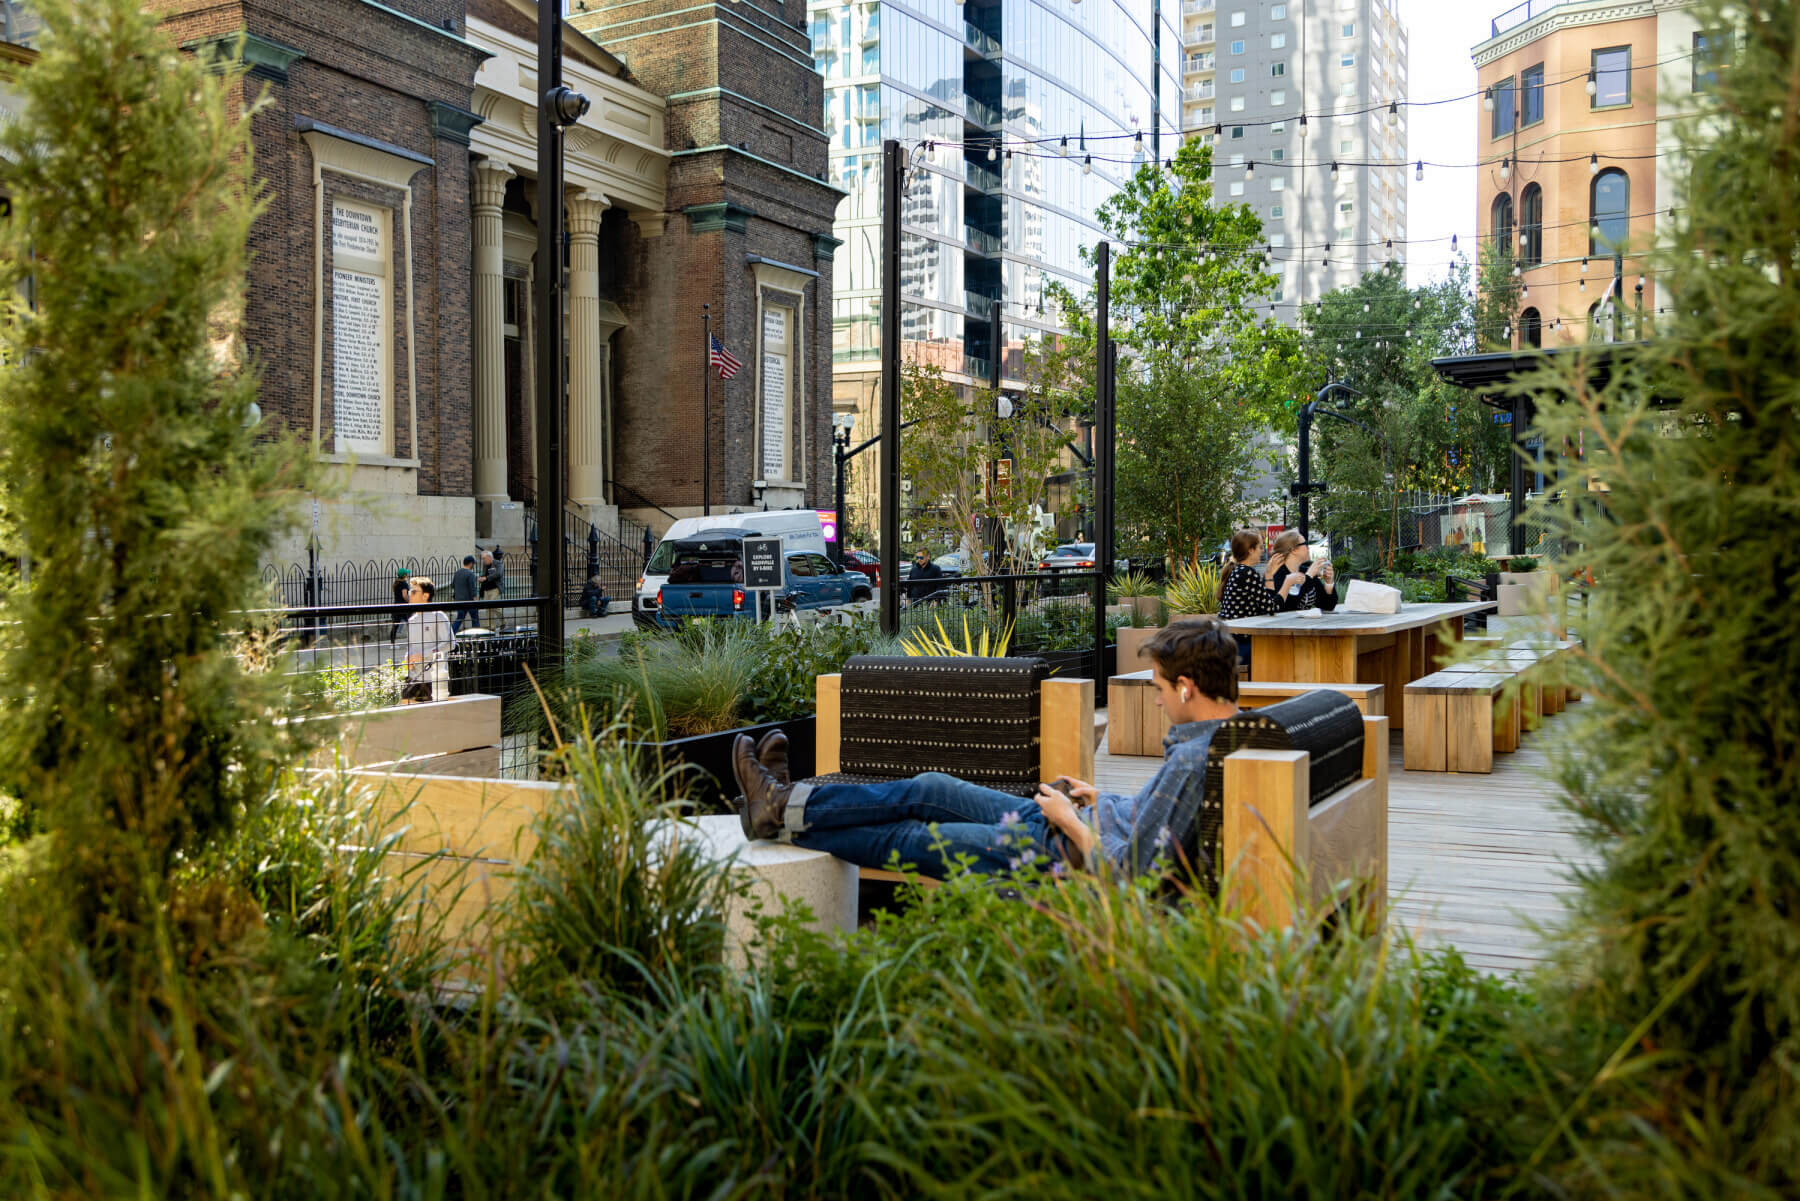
[575,0,842,513]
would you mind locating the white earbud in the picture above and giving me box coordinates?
[1180,688,1190,701]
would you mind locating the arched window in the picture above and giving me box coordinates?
[1590,169,1629,255]
[1520,306,1542,348]
[1520,184,1543,268]
[1491,193,1514,254]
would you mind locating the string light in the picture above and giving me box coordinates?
[1298,113,1308,137]
[1500,156,1510,182]
[1586,71,1597,96]
[1415,160,1423,181]
[1245,160,1255,181]
[1082,154,1092,175]
[1212,124,1223,145]
[1059,136,1069,156]
[1330,161,1339,182]
[1387,101,1399,126]
[1589,152,1599,175]
[1483,86,1495,112]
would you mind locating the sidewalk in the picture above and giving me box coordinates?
[567,610,637,640]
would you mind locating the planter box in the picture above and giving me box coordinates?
[627,716,817,812]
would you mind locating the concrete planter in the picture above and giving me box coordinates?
[627,716,818,812]
[301,693,503,775]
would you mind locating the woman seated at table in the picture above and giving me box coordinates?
[1218,528,1305,666]
[1266,529,1337,612]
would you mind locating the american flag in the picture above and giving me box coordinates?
[709,334,743,380]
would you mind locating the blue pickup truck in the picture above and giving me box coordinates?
[653,534,872,627]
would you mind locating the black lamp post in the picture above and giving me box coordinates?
[831,415,856,566]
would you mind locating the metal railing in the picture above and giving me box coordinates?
[261,554,533,610]
[963,159,1001,192]
[964,225,1001,254]
[1181,0,1215,14]
[893,570,1112,685]
[1490,0,1562,37]
[962,20,999,55]
[963,95,1002,127]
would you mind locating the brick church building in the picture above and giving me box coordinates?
[147,0,841,567]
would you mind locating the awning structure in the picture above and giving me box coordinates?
[1427,342,1654,554]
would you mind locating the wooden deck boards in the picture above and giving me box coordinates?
[1092,701,1597,975]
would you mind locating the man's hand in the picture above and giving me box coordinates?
[1048,776,1098,806]
[1036,782,1077,825]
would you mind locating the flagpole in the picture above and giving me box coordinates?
[702,303,711,517]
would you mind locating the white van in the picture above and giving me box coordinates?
[633,509,829,626]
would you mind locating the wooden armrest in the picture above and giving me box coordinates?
[1039,677,1094,785]
[815,673,841,775]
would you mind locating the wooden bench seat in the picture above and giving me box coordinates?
[1107,669,1384,757]
[1403,670,1520,773]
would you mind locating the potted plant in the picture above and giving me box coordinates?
[1108,569,1162,626]
[1118,562,1221,672]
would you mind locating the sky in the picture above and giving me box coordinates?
[1395,0,1499,289]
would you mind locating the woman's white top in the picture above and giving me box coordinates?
[406,609,456,700]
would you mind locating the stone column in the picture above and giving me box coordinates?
[567,192,610,509]
[471,160,514,505]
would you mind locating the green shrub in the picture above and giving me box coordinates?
[1505,3,1800,1191]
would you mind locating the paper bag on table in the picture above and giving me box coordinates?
[1341,579,1402,614]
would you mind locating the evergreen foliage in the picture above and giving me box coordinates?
[1520,2,1800,1189]
[0,0,313,907]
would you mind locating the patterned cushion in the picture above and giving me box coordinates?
[1164,690,1366,895]
[835,655,1045,791]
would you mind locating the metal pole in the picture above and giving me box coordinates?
[989,297,1006,570]
[879,138,903,636]
[1297,401,1314,543]
[534,0,567,663]
[702,304,712,516]
[1093,240,1112,709]
[832,431,847,567]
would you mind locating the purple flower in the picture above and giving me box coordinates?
[1000,810,1021,827]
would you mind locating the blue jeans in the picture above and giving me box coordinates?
[787,772,1057,877]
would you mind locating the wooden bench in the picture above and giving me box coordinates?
[1402,671,1518,773]
[1107,669,1384,757]
[813,657,1092,885]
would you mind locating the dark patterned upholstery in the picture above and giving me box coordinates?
[823,655,1046,793]
[1161,690,1366,894]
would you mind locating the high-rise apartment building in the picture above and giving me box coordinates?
[1183,0,1408,314]
[811,0,1182,423]
[1472,0,1705,347]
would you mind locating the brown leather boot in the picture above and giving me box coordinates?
[754,729,790,784]
[732,733,795,841]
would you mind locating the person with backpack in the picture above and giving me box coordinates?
[729,618,1241,878]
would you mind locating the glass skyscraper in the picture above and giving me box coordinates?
[811,0,1182,423]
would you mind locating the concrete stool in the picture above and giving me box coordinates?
[679,815,858,965]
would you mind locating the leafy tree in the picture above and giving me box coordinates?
[1301,262,1512,560]
[1053,137,1303,562]
[0,0,313,926]
[1517,3,1800,1190]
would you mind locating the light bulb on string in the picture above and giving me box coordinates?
[1482,86,1494,112]
[1499,156,1510,182]
[1059,136,1069,156]
[1581,257,1589,273]
[1522,283,1529,297]
[1415,160,1423,181]
[1212,124,1223,145]
[1082,155,1092,174]
[1298,113,1308,137]
[1245,160,1255,181]
[1329,161,1339,182]
[1451,233,1458,252]
[1363,301,1370,313]
[987,141,998,162]
[1387,101,1399,126]
[1586,72,1597,96]
[1579,277,1586,292]
[1589,153,1599,176]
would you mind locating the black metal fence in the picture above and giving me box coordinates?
[894,569,1111,686]
[261,556,537,610]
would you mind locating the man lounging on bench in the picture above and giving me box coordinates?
[732,618,1241,878]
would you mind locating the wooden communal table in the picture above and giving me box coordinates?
[1224,602,1496,732]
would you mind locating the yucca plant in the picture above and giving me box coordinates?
[1106,568,1156,602]
[1163,561,1223,616]
[898,612,1015,658]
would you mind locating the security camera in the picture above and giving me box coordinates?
[546,86,590,128]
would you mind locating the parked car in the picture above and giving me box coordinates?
[1037,542,1097,572]
[840,549,882,589]
[654,534,871,627]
